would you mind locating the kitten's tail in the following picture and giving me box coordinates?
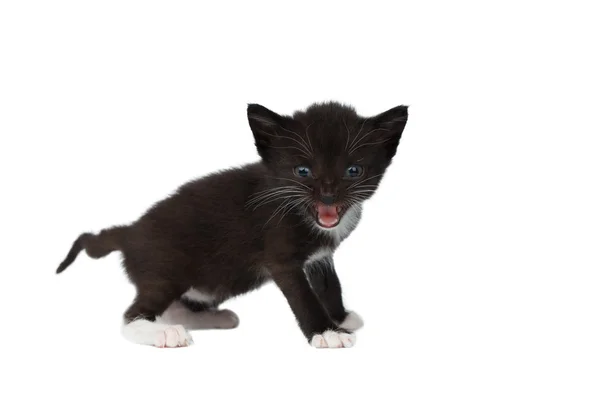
[56,226,128,274]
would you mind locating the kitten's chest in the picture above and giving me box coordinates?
[265,204,361,266]
[302,206,362,265]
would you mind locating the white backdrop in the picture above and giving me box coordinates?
[1,1,599,399]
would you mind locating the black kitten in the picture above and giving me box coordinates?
[57,101,408,348]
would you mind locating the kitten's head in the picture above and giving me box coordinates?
[247,102,408,229]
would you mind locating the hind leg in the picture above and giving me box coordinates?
[121,286,194,348]
[158,296,239,330]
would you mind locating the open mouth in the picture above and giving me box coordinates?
[315,203,344,229]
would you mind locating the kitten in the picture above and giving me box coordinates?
[57,101,408,348]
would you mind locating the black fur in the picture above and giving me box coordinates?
[57,101,408,343]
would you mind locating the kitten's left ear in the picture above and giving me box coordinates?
[370,105,409,160]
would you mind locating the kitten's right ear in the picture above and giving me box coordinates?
[247,104,286,162]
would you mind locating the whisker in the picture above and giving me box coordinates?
[343,119,352,151]
[348,118,369,151]
[347,184,379,190]
[252,193,306,210]
[247,191,306,208]
[347,173,384,190]
[280,126,313,155]
[347,197,368,205]
[263,197,298,228]
[349,137,392,154]
[260,128,312,156]
[277,197,309,224]
[346,193,370,200]
[347,190,375,196]
[266,176,312,190]
[348,188,377,193]
[250,191,305,208]
[253,194,305,211]
[295,198,312,214]
[248,185,302,198]
[246,188,305,205]
[304,122,314,152]
[343,196,366,208]
[349,129,391,153]
[267,145,311,158]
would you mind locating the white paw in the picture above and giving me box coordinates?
[122,319,194,348]
[339,311,364,332]
[154,325,194,348]
[311,330,356,348]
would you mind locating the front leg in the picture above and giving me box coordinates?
[270,266,356,348]
[305,256,364,332]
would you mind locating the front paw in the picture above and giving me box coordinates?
[339,311,364,332]
[311,330,356,348]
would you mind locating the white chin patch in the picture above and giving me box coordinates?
[339,311,364,332]
[121,319,194,348]
[311,330,356,348]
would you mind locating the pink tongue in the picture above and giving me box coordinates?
[317,204,339,227]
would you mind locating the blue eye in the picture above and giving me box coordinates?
[294,166,311,178]
[345,165,363,178]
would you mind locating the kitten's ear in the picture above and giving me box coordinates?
[370,105,409,160]
[247,104,290,162]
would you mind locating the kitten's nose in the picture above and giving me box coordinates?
[320,194,335,205]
